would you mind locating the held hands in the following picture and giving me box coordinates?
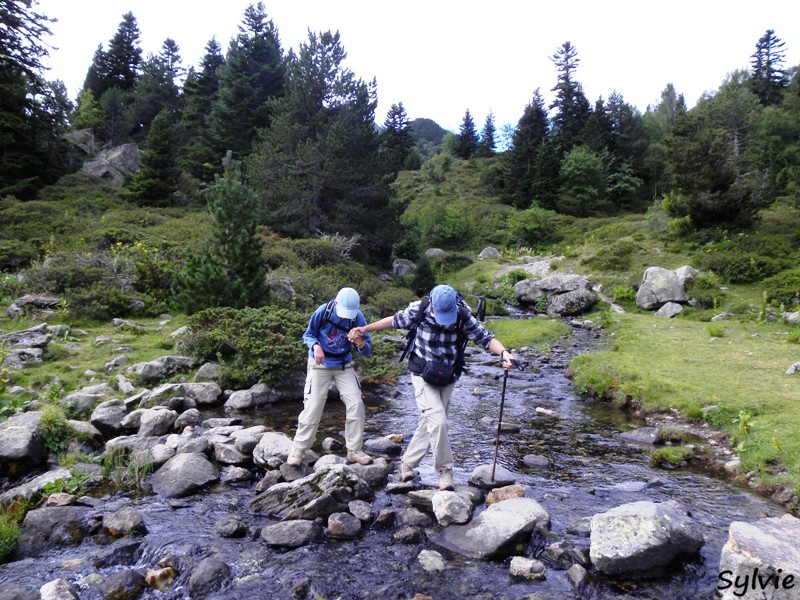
[347,327,367,350]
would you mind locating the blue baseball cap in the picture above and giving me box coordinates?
[430,284,458,326]
[335,287,360,319]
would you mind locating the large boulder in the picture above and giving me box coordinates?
[0,411,45,470]
[125,356,195,384]
[225,383,281,411]
[0,467,72,504]
[90,399,128,438]
[514,274,597,316]
[718,513,800,600]
[82,142,140,183]
[589,500,704,576]
[7,294,64,318]
[249,464,371,520]
[260,520,322,548]
[635,267,689,310]
[150,452,219,498]
[430,497,550,560]
[252,431,315,469]
[392,258,416,276]
[16,506,91,558]
[547,288,598,316]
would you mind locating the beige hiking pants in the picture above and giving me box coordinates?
[292,358,365,451]
[402,374,456,472]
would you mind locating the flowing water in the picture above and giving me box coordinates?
[0,321,787,599]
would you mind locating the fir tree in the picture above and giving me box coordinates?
[506,90,550,207]
[104,12,142,91]
[550,41,591,154]
[750,29,787,106]
[171,152,268,313]
[455,109,479,158]
[126,109,180,206]
[478,111,496,158]
[381,102,414,176]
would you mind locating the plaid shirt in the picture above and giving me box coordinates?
[393,299,494,367]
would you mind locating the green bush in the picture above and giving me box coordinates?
[762,269,800,305]
[365,286,418,320]
[0,239,38,271]
[706,323,726,337]
[582,238,638,272]
[611,285,637,304]
[0,513,20,560]
[430,251,474,273]
[506,206,564,248]
[699,251,792,283]
[23,252,111,294]
[787,329,800,344]
[290,262,385,313]
[68,283,141,321]
[290,238,344,267]
[685,273,726,309]
[39,405,72,453]
[181,306,308,389]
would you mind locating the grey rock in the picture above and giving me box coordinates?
[785,362,800,375]
[619,427,659,445]
[97,570,146,600]
[214,515,247,538]
[249,464,370,520]
[82,142,140,183]
[522,454,550,469]
[718,513,800,600]
[174,408,203,430]
[589,500,705,576]
[566,563,590,595]
[363,435,402,455]
[509,556,546,581]
[90,399,127,438]
[188,557,230,597]
[655,301,684,318]
[124,355,195,383]
[348,499,372,522]
[327,511,362,538]
[220,465,254,486]
[635,266,689,310]
[151,452,220,498]
[479,247,501,260]
[432,490,472,526]
[7,294,64,318]
[16,506,90,558]
[469,464,516,489]
[515,274,592,305]
[322,437,344,451]
[408,489,437,511]
[225,382,280,410]
[193,362,221,382]
[392,258,416,276]
[40,578,80,600]
[0,411,44,468]
[393,526,422,543]
[418,549,446,572]
[261,520,322,547]
[542,540,590,569]
[0,467,72,504]
[674,265,700,286]
[399,506,433,527]
[104,506,147,536]
[347,459,390,487]
[265,277,295,303]
[313,454,348,471]
[2,347,44,369]
[253,431,317,468]
[213,442,250,466]
[425,248,446,258]
[138,407,178,437]
[547,288,598,316]
[430,497,550,560]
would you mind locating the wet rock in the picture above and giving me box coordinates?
[718,513,800,600]
[280,462,313,482]
[566,563,591,596]
[45,492,77,507]
[364,435,402,455]
[374,508,396,529]
[90,399,127,438]
[104,506,147,537]
[40,579,80,600]
[567,516,592,537]
[386,481,416,494]
[249,464,370,520]
[188,557,230,597]
[399,507,434,527]
[260,520,322,547]
[16,506,90,558]
[348,499,372,522]
[214,515,247,538]
[176,435,210,455]
[150,443,173,467]
[431,497,550,560]
[589,500,705,576]
[92,540,143,568]
[407,489,437,511]
[432,491,472,526]
[469,464,516,489]
[151,452,220,498]
[0,411,44,470]
[635,267,688,310]
[225,382,281,410]
[0,467,72,504]
[619,427,659,445]
[138,407,178,436]
[328,512,362,538]
[172,408,201,431]
[486,484,525,506]
[608,480,649,493]
[392,526,422,543]
[418,549,446,572]
[314,454,347,471]
[522,454,550,469]
[145,567,175,592]
[542,540,590,569]
[213,442,250,466]
[348,458,390,487]
[231,427,266,454]
[509,557,546,581]
[252,432,316,468]
[99,569,146,599]
[220,465,254,486]
[255,471,283,492]
[453,485,485,508]
[322,437,344,451]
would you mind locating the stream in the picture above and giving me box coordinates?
[0,320,787,599]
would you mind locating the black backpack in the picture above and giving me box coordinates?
[399,294,485,377]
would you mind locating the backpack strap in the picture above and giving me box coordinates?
[399,296,430,363]
[320,299,355,333]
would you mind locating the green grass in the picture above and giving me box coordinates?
[569,312,800,491]
[650,446,694,469]
[485,317,569,349]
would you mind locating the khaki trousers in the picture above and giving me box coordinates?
[293,358,365,451]
[402,374,456,472]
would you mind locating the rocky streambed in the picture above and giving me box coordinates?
[1,320,798,600]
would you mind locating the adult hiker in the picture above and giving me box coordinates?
[287,287,374,467]
[348,284,514,490]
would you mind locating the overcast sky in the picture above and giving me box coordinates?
[36,0,800,132]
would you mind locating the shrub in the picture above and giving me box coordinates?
[290,237,345,267]
[706,323,726,337]
[365,286,418,320]
[68,283,140,321]
[0,239,38,271]
[429,251,474,273]
[23,252,112,294]
[650,446,693,469]
[699,251,792,283]
[506,206,564,248]
[39,405,72,454]
[611,285,637,304]
[582,238,638,272]
[180,306,307,389]
[0,513,20,560]
[787,329,800,344]
[685,273,726,309]
[762,269,800,306]
[290,262,385,314]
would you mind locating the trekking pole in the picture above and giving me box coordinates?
[491,359,525,482]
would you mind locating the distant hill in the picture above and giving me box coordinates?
[410,118,449,160]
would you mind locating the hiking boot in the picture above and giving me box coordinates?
[438,467,454,491]
[346,449,373,465]
[286,445,305,466]
[399,461,415,482]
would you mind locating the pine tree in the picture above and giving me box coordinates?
[208,2,284,161]
[478,111,496,158]
[171,152,268,313]
[381,102,414,176]
[126,109,180,206]
[127,46,182,141]
[82,45,109,101]
[750,30,787,106]
[104,12,142,92]
[582,97,612,152]
[550,41,591,154]
[455,109,479,158]
[505,89,550,207]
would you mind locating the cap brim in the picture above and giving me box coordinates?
[335,306,358,320]
[433,309,457,326]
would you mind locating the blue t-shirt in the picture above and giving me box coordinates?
[303,302,372,368]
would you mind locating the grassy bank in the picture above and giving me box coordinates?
[569,312,800,494]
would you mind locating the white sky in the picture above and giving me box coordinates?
[36,0,800,132]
